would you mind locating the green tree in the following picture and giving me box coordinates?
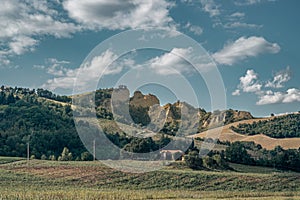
[60,147,73,161]
[225,142,253,164]
[184,150,203,170]
[81,151,93,161]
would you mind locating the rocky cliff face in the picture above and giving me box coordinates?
[129,91,160,108]
[161,103,254,133]
[95,87,254,133]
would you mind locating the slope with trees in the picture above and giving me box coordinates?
[231,114,300,138]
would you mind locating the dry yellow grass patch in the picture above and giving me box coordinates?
[191,117,300,150]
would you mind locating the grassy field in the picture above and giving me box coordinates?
[0,156,25,164]
[191,117,300,150]
[0,157,300,199]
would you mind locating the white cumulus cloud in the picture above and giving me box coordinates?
[238,69,262,93]
[233,67,300,105]
[257,88,300,105]
[148,47,194,75]
[232,89,241,96]
[43,50,124,91]
[212,36,280,66]
[62,0,175,30]
[147,47,215,75]
[1,0,176,66]
[0,0,80,65]
[265,66,291,88]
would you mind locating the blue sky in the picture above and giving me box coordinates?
[0,0,300,117]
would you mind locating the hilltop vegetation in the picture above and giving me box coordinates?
[231,114,300,138]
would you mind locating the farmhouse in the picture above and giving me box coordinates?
[160,150,185,161]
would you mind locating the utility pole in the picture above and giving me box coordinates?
[27,130,33,164]
[93,139,96,161]
[27,142,30,162]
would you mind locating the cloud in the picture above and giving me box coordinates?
[257,88,300,105]
[213,36,280,65]
[8,36,39,55]
[185,22,203,35]
[199,0,220,17]
[147,47,215,75]
[283,88,300,103]
[1,0,176,66]
[265,66,291,88]
[46,58,71,76]
[0,0,80,65]
[232,89,241,96]
[63,0,175,30]
[222,22,262,29]
[230,12,245,18]
[43,50,130,91]
[148,47,194,75]
[43,46,217,91]
[214,12,262,31]
[238,69,262,93]
[235,0,277,6]
[233,67,300,105]
[34,58,71,76]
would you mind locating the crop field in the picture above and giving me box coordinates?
[0,158,300,199]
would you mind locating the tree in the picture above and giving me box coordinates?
[123,138,156,153]
[225,142,253,165]
[60,147,73,161]
[81,151,93,161]
[41,154,47,160]
[6,93,15,104]
[184,150,203,170]
[49,155,56,161]
[202,156,216,169]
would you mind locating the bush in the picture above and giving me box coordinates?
[81,151,94,161]
[41,154,47,160]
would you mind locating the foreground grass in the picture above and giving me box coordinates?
[1,189,299,200]
[0,156,24,164]
[0,158,300,199]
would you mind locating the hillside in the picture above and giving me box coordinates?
[191,117,300,150]
[1,85,300,159]
[231,114,300,138]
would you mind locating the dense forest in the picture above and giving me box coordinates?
[231,114,300,138]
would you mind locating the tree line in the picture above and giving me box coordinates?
[231,114,300,138]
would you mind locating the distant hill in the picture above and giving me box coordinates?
[231,114,300,138]
[1,84,300,161]
[191,116,300,150]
